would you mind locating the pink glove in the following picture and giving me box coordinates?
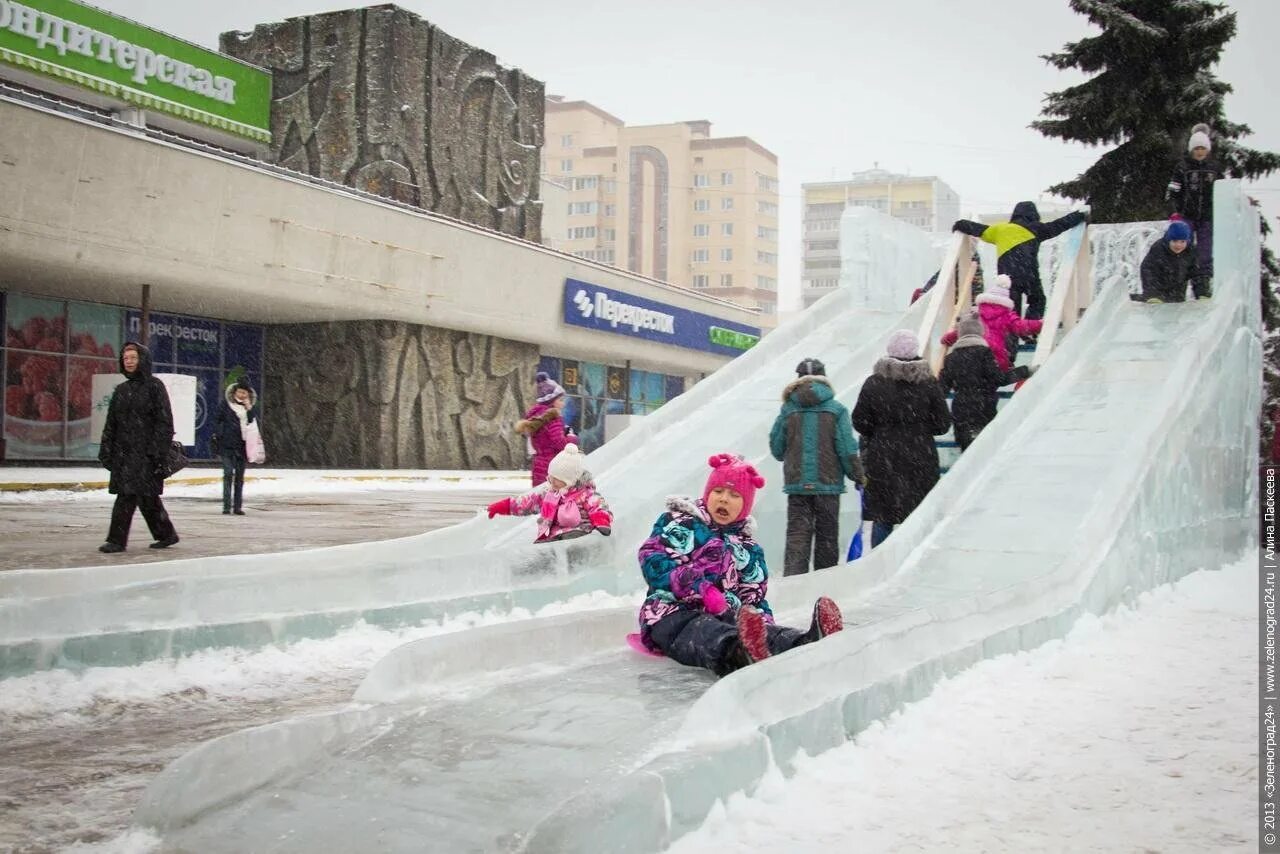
[588,509,613,536]
[487,498,512,518]
[699,582,728,616]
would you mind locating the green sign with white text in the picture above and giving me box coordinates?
[0,0,270,142]
[708,326,760,352]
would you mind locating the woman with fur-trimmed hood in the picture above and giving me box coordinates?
[852,330,951,547]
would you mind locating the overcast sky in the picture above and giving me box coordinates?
[91,0,1280,309]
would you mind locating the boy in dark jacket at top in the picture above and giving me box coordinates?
[1166,123,1223,299]
[938,315,1033,451]
[769,358,865,576]
[952,202,1087,320]
[1131,220,1196,304]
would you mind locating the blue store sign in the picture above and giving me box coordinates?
[561,279,761,357]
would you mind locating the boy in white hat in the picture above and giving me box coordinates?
[486,445,613,543]
[1166,123,1223,300]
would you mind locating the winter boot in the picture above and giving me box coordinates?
[800,596,844,645]
[735,606,771,665]
[98,542,124,554]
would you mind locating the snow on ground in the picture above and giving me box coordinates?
[0,468,531,503]
[0,589,634,720]
[671,556,1255,854]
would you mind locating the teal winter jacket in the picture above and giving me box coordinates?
[769,376,864,495]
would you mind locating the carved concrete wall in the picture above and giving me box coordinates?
[263,320,538,469]
[221,4,544,241]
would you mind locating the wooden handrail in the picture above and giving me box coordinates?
[918,232,978,375]
[1031,223,1090,368]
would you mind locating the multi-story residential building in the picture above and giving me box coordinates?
[544,97,780,326]
[800,169,960,309]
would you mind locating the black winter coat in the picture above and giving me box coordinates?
[953,202,1086,296]
[98,343,174,496]
[1167,154,1224,223]
[212,383,259,460]
[852,358,952,525]
[1138,239,1197,302]
[938,338,1030,433]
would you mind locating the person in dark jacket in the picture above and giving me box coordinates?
[1131,220,1196,304]
[938,315,1033,451]
[769,358,866,576]
[852,330,951,547]
[96,342,179,553]
[1166,124,1223,299]
[211,381,258,515]
[911,252,985,305]
[952,202,1087,320]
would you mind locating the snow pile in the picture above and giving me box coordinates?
[671,558,1254,854]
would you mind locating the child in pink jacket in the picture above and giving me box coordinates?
[940,275,1042,372]
[486,445,612,543]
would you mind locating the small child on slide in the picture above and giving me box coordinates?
[634,453,845,676]
[486,445,613,543]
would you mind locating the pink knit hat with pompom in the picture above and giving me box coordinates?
[702,453,766,522]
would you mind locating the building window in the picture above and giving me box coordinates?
[693,224,710,237]
[560,159,573,173]
[720,248,733,262]
[721,197,734,211]
[692,274,709,288]
[571,176,598,191]
[561,134,573,148]
[692,249,710,263]
[758,174,779,192]
[720,171,734,186]
[757,275,777,290]
[758,301,775,314]
[569,201,598,216]
[604,204,616,217]
[757,200,778,216]
[603,228,616,242]
[757,226,778,241]
[694,199,710,212]
[573,248,616,263]
[721,223,734,237]
[693,174,710,188]
[603,179,617,193]
[567,226,597,240]
[758,251,778,265]
[807,239,839,251]
[720,273,733,287]
[806,278,838,289]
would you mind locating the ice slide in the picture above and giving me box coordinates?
[0,211,943,677]
[131,184,1259,852]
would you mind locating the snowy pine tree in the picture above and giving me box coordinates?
[1033,0,1279,222]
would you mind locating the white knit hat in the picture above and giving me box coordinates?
[886,329,920,361]
[976,274,1015,309]
[547,444,586,485]
[1188,123,1211,152]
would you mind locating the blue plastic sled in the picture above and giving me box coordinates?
[847,486,865,561]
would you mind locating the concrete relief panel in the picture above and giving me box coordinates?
[263,321,538,468]
[222,5,543,240]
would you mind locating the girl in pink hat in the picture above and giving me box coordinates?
[635,453,845,675]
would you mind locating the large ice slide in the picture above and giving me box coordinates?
[0,211,939,676]
[131,184,1259,852]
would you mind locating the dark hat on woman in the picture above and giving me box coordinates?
[795,357,826,377]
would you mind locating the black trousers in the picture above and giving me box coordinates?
[1011,280,1047,320]
[107,494,177,547]
[784,493,841,576]
[221,453,246,511]
[647,610,806,675]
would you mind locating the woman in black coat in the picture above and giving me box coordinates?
[938,314,1032,451]
[852,330,951,547]
[211,381,258,515]
[97,342,179,553]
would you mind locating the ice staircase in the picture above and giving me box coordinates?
[129,183,1261,853]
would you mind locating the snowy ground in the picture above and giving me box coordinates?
[671,556,1256,854]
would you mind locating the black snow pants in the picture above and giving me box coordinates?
[783,493,842,576]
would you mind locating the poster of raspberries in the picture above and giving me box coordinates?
[4,297,123,457]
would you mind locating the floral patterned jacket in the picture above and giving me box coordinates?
[636,497,772,648]
[508,477,612,543]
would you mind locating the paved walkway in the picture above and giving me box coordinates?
[0,467,526,572]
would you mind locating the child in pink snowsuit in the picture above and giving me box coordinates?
[487,445,612,543]
[515,372,578,487]
[940,275,1042,372]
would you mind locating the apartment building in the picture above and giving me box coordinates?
[801,169,960,309]
[544,97,780,326]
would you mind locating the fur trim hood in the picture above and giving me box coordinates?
[951,334,989,350]
[873,357,936,384]
[780,374,833,403]
[224,383,258,409]
[665,495,758,538]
